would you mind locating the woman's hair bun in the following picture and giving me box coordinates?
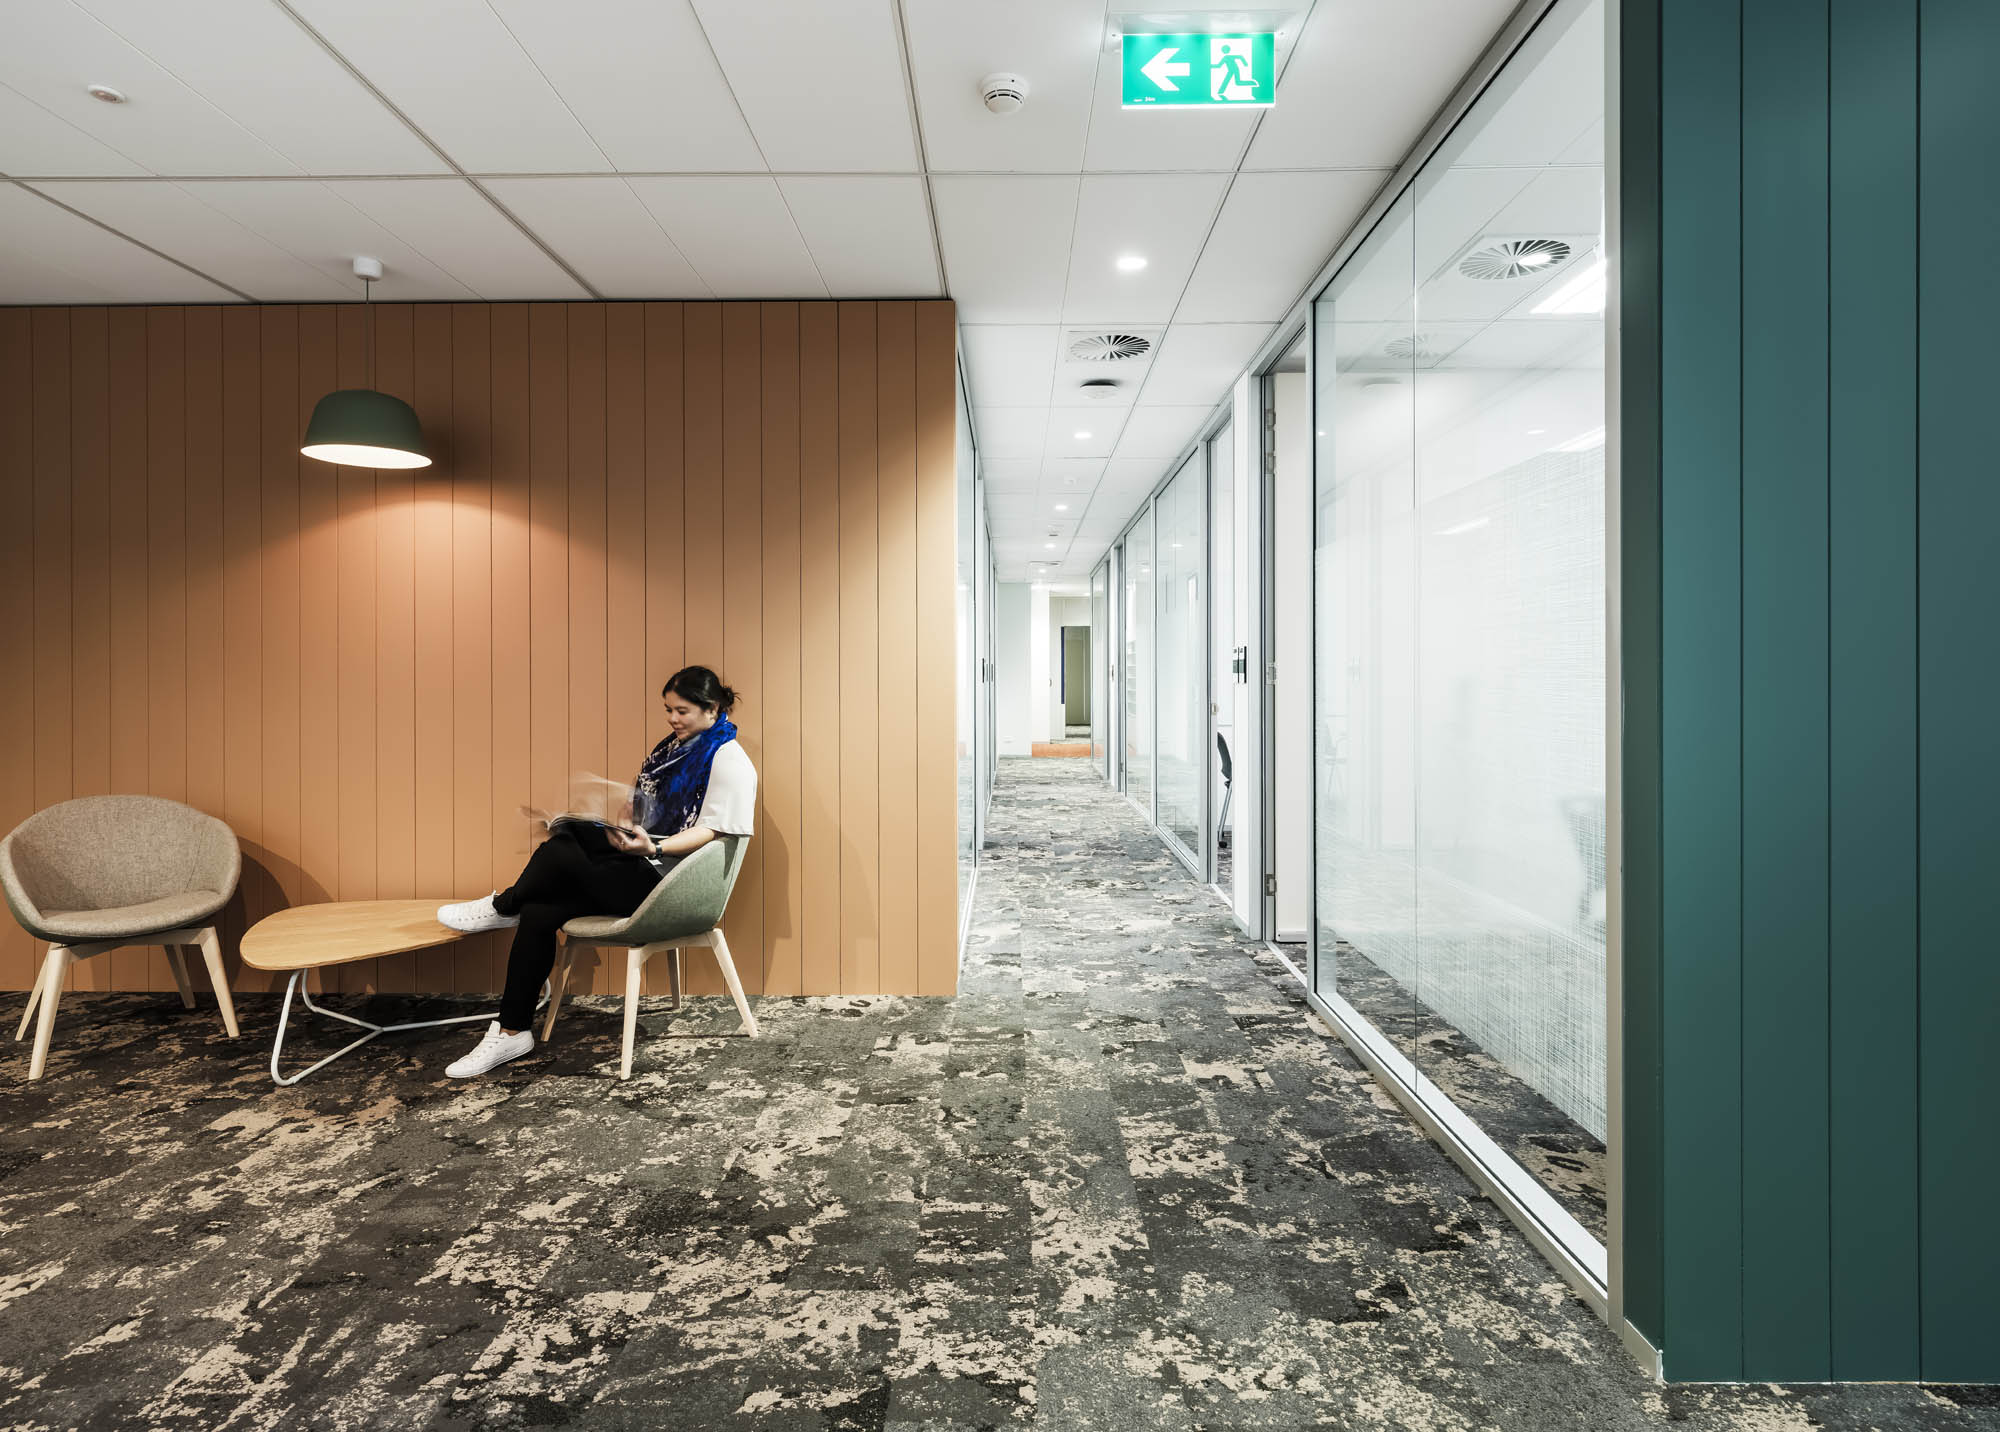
[661,665,739,712]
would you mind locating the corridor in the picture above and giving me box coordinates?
[1,759,1994,1429]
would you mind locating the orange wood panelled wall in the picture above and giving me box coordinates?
[0,300,961,999]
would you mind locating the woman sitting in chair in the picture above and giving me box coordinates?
[436,665,756,1078]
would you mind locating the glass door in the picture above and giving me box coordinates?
[1209,421,1236,898]
[1124,507,1155,821]
[1091,558,1112,781]
[1156,456,1205,868]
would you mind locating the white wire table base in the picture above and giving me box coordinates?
[269,971,497,1086]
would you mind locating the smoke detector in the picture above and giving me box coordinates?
[1077,379,1122,400]
[1067,332,1151,362]
[1457,237,1573,280]
[981,72,1028,114]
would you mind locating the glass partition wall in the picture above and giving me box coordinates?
[1090,560,1111,779]
[1312,0,1607,1267]
[1208,423,1235,893]
[1088,0,1607,1291]
[1155,458,1205,861]
[1122,510,1155,822]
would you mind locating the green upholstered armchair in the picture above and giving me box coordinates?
[543,834,757,1078]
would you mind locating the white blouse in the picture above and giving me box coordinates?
[693,740,757,836]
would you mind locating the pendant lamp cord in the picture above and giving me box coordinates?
[363,274,374,391]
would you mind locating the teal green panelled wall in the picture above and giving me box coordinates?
[1620,0,1999,1384]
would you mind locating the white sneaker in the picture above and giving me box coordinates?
[446,1021,535,1078]
[438,891,518,933]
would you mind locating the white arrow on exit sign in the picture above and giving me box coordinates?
[1139,46,1190,92]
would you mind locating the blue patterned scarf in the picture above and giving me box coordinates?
[632,715,737,836]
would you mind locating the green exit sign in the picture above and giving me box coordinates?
[1121,32,1276,109]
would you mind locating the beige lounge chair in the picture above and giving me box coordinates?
[542,834,757,1078]
[2,795,242,1080]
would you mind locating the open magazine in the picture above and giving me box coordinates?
[524,774,647,849]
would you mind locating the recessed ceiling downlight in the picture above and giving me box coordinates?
[1458,238,1572,280]
[1068,332,1151,362]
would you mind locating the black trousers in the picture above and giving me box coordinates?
[493,827,660,1030]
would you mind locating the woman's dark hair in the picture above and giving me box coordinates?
[661,665,738,713]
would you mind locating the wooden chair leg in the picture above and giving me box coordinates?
[707,928,759,1038]
[195,927,239,1038]
[28,945,71,1081]
[15,964,42,1042]
[541,946,574,1043]
[166,947,197,1009]
[620,948,646,1080]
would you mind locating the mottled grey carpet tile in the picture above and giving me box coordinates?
[0,757,1995,1429]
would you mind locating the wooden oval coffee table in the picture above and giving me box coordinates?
[242,900,483,1085]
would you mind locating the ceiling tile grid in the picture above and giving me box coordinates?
[0,0,1523,580]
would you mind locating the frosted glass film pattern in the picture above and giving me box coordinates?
[1157,459,1205,856]
[1210,425,1235,862]
[957,383,978,901]
[1091,562,1111,775]
[1313,0,1608,1172]
[1123,513,1154,818]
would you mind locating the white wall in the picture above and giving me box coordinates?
[1274,371,1313,941]
[1045,594,1091,738]
[996,581,1033,756]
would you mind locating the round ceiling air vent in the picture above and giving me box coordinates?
[1068,332,1152,362]
[1383,333,1440,361]
[1458,238,1572,280]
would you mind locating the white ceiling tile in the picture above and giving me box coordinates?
[980,460,1039,493]
[987,492,1040,522]
[1081,63,1261,174]
[1062,173,1230,324]
[1407,167,1536,285]
[1114,405,1212,459]
[902,0,1102,172]
[286,0,611,174]
[486,0,764,172]
[932,175,1077,322]
[1141,322,1271,405]
[1044,406,1118,458]
[1103,458,1163,488]
[34,180,353,300]
[1246,0,1517,170]
[1175,169,1384,322]
[972,407,1049,461]
[1557,117,1605,168]
[75,0,447,175]
[626,177,826,298]
[0,4,298,175]
[484,178,709,299]
[0,183,237,302]
[1447,0,1603,169]
[0,83,146,176]
[325,179,588,299]
[960,325,1059,407]
[691,0,917,172]
[177,180,477,301]
[778,176,938,297]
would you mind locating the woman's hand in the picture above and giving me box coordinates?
[605,825,655,855]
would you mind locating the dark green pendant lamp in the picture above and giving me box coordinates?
[301,256,431,470]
